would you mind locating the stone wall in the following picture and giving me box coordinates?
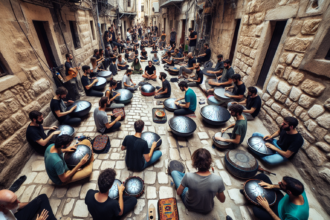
[0,0,102,188]
[229,0,330,214]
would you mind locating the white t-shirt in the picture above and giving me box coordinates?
[126,32,132,40]
[122,74,132,88]
[0,210,17,220]
[116,58,126,66]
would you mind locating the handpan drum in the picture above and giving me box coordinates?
[97,70,112,81]
[141,84,155,96]
[64,144,92,170]
[244,179,277,206]
[108,179,122,199]
[141,132,161,150]
[214,87,235,101]
[92,77,107,91]
[114,89,133,104]
[67,101,92,118]
[164,98,182,112]
[168,67,179,75]
[168,160,185,174]
[47,125,75,142]
[169,116,197,137]
[124,176,145,198]
[247,136,275,156]
[200,105,230,125]
[212,132,232,149]
[207,96,221,105]
[225,149,258,179]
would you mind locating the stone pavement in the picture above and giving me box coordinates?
[17,46,329,220]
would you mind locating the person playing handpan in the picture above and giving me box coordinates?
[204,54,224,76]
[197,43,211,64]
[240,173,309,220]
[178,52,195,79]
[215,104,247,147]
[251,117,304,166]
[94,97,121,134]
[0,189,56,220]
[184,63,203,87]
[50,87,81,126]
[143,60,157,80]
[121,120,162,171]
[105,79,124,110]
[228,86,261,121]
[174,81,197,116]
[217,73,246,106]
[85,168,137,220]
[44,134,94,185]
[207,59,234,93]
[122,69,138,92]
[81,65,104,97]
[155,72,171,99]
[26,110,61,155]
[170,148,226,214]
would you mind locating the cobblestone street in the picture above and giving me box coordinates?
[14,47,329,220]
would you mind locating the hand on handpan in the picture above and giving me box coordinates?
[116,115,122,121]
[224,93,232,98]
[258,181,274,189]
[50,126,58,130]
[36,209,49,220]
[117,183,125,193]
[70,105,77,112]
[151,141,157,149]
[94,78,99,83]
[263,135,272,140]
[66,145,77,152]
[215,136,225,141]
[225,87,230,90]
[256,196,270,210]
[53,130,61,135]
[174,101,179,106]
[221,128,227,133]
[79,154,89,166]
[68,100,74,104]
[265,143,276,150]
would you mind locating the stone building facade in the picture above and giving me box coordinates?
[160,0,330,214]
[0,0,107,188]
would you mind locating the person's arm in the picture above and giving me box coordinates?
[216,192,226,203]
[178,102,190,109]
[189,34,197,41]
[85,79,98,90]
[143,142,157,162]
[243,107,256,114]
[225,93,244,99]
[117,184,125,216]
[18,202,29,209]
[151,69,156,77]
[105,116,122,129]
[257,196,281,220]
[157,87,168,95]
[207,69,223,74]
[54,105,76,118]
[58,154,89,183]
[264,129,281,140]
[187,63,196,70]
[222,134,241,144]
[265,143,294,159]
[225,85,235,90]
[237,99,247,105]
[176,185,185,196]
[36,130,61,146]
[198,53,206,57]
[175,97,185,102]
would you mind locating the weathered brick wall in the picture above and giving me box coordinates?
[231,0,330,214]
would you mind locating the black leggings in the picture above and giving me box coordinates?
[86,89,104,97]
[252,174,284,220]
[15,194,56,220]
[103,122,121,134]
[155,86,170,99]
[113,196,137,220]
[174,108,194,116]
[61,114,82,126]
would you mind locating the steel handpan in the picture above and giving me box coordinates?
[141,132,161,150]
[64,144,92,170]
[97,70,112,81]
[92,77,107,91]
[248,136,275,156]
[168,67,179,75]
[169,116,197,137]
[200,105,230,125]
[214,87,235,101]
[124,176,144,198]
[141,84,155,96]
[207,96,221,105]
[67,101,92,118]
[164,98,182,112]
[114,89,133,104]
[213,132,232,149]
[108,179,122,199]
[47,125,75,142]
[168,160,185,174]
[225,149,258,179]
[244,179,277,206]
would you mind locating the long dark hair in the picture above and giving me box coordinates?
[103,31,109,42]
[133,58,139,65]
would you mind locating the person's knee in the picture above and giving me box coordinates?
[129,196,138,206]
[171,170,180,177]
[38,194,49,201]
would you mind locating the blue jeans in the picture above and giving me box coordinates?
[171,171,188,205]
[251,132,288,166]
[143,150,162,168]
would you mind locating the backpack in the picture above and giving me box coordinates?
[92,135,111,154]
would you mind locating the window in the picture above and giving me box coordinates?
[90,21,95,40]
[0,60,8,77]
[128,0,131,7]
[141,5,144,12]
[69,21,81,49]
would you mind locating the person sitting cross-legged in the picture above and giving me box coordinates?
[151,43,158,53]
[152,53,160,65]
[251,117,304,166]
[241,173,309,220]
[163,51,174,69]
[197,43,211,64]
[204,54,224,77]
[94,97,122,134]
[0,189,56,220]
[81,65,104,97]
[170,148,226,214]
[143,61,157,80]
[121,120,162,171]
[131,58,143,74]
[215,104,247,147]
[85,168,137,220]
[125,49,133,63]
[174,81,197,116]
[178,52,196,79]
[26,110,61,155]
[228,86,261,121]
[155,72,171,99]
[44,134,94,185]
[140,48,148,61]
[207,59,234,93]
[217,73,246,106]
[116,55,129,70]
[184,63,203,87]
[122,69,138,92]
[105,79,125,110]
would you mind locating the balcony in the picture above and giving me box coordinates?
[159,0,184,8]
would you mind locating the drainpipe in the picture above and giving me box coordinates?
[96,0,104,49]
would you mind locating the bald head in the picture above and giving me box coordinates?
[0,190,19,211]
[188,52,193,58]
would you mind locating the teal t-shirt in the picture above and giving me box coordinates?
[231,116,247,145]
[278,191,309,220]
[44,144,68,185]
[185,88,197,112]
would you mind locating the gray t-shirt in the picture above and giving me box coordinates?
[122,74,132,88]
[221,67,234,83]
[94,108,108,133]
[181,173,225,214]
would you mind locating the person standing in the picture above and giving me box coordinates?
[174,81,197,116]
[155,72,171,99]
[64,54,80,101]
[188,28,197,54]
[170,28,177,46]
[81,65,103,97]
